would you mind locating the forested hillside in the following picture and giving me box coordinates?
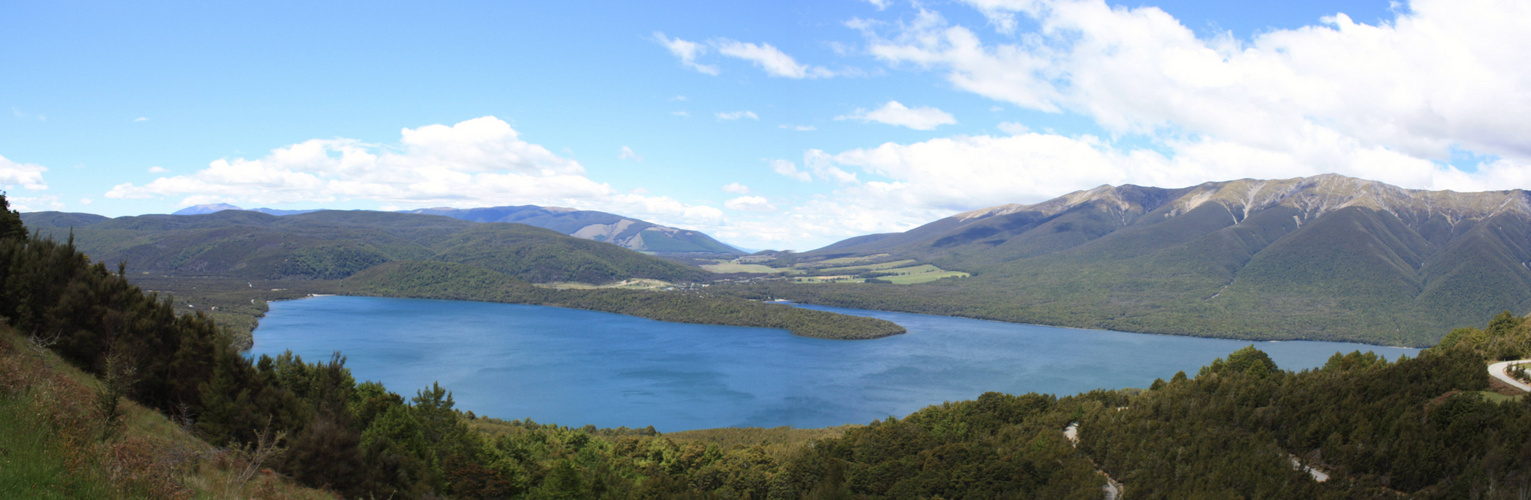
[342,261,905,340]
[743,174,1531,346]
[22,209,712,284]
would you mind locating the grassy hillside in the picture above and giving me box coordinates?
[0,325,331,498]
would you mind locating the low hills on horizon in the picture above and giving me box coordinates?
[23,209,712,285]
[733,174,1531,347]
[168,202,744,256]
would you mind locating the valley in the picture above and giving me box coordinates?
[7,182,1531,497]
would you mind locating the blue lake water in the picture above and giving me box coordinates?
[250,296,1420,432]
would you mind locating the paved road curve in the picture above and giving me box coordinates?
[1488,360,1531,392]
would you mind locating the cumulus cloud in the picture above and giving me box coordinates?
[8,195,62,211]
[0,155,49,190]
[722,182,750,194]
[863,0,1531,166]
[653,32,720,75]
[134,117,148,122]
[768,153,860,185]
[725,196,777,212]
[104,116,726,227]
[802,150,860,184]
[864,0,892,10]
[838,100,956,130]
[716,110,759,121]
[147,166,168,173]
[619,146,643,162]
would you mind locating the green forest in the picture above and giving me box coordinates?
[6,193,1531,498]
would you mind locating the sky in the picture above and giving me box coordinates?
[3,0,1529,251]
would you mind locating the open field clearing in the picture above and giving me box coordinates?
[820,259,920,274]
[701,262,785,273]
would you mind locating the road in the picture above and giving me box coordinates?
[1487,360,1531,392]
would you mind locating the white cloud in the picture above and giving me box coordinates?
[864,0,1531,168]
[722,182,750,194]
[104,116,726,228]
[80,198,93,205]
[8,195,62,211]
[653,32,720,75]
[725,196,777,212]
[654,32,850,80]
[714,39,837,79]
[671,95,687,101]
[134,117,148,122]
[817,129,1531,217]
[716,110,759,121]
[771,159,812,182]
[148,166,168,173]
[779,124,817,131]
[619,146,644,162]
[838,100,956,130]
[767,153,859,184]
[864,0,892,10]
[671,111,691,117]
[0,155,49,191]
[803,150,860,184]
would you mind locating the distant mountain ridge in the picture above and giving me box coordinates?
[172,203,319,216]
[403,205,742,255]
[21,210,711,285]
[763,174,1531,346]
[169,203,742,256]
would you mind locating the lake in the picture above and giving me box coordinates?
[250,296,1420,432]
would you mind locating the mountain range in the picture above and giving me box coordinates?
[170,203,742,256]
[403,205,740,255]
[21,210,710,284]
[35,174,1531,346]
[745,174,1531,346]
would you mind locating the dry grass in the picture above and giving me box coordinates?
[0,329,334,500]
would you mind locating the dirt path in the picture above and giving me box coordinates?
[1488,360,1531,392]
[1064,422,1123,500]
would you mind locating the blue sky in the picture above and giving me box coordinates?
[3,0,1528,250]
